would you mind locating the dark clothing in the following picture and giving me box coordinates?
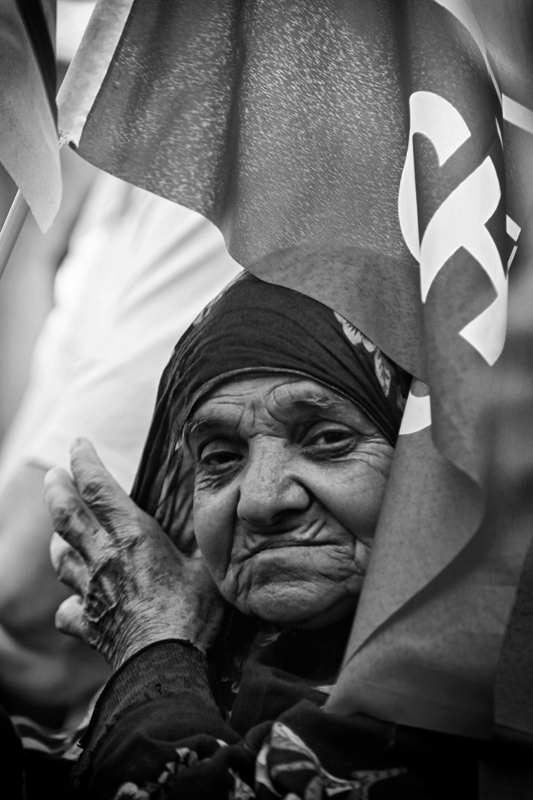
[0,705,24,800]
[67,616,480,800]
[57,279,466,799]
[0,701,75,799]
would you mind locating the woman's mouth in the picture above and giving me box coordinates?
[236,534,370,578]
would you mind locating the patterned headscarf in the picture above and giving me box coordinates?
[131,273,410,550]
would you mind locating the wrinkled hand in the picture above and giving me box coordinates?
[45,438,225,671]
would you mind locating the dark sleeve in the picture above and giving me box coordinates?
[69,640,246,800]
[67,636,481,800]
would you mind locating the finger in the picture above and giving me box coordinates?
[55,595,88,641]
[70,438,139,532]
[44,466,102,559]
[50,532,90,595]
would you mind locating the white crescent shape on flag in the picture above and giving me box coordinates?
[398,92,471,262]
[399,392,432,435]
[420,155,503,299]
[399,90,507,366]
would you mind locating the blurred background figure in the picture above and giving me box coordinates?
[0,3,241,726]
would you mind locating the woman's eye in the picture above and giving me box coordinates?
[303,423,356,454]
[198,440,243,472]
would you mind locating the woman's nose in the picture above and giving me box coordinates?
[236,441,310,528]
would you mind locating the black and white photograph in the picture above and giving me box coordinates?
[0,2,532,797]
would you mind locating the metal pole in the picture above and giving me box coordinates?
[0,190,30,283]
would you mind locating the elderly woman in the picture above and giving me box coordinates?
[45,275,478,799]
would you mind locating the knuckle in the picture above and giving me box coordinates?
[52,498,80,530]
[121,525,144,548]
[79,475,108,507]
[53,499,91,536]
[79,476,130,532]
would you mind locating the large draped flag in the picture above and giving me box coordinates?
[58,0,533,746]
[0,0,61,230]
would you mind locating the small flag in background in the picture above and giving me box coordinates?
[59,0,533,743]
[0,0,61,231]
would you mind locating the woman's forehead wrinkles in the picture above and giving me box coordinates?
[267,381,379,432]
[188,378,358,442]
[268,381,348,415]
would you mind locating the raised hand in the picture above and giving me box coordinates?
[45,438,224,671]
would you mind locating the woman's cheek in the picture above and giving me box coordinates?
[310,460,390,541]
[193,485,235,584]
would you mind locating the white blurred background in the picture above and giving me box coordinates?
[0,0,96,446]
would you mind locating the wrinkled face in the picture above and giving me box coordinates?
[187,375,394,629]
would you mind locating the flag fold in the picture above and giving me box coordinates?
[0,0,61,231]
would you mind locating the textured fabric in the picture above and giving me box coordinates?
[131,272,409,545]
[60,0,532,380]
[67,630,482,799]
[77,640,223,770]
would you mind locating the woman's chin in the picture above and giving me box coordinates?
[234,583,359,630]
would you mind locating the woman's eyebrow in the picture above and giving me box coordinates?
[183,415,237,442]
[289,394,346,414]
[269,395,348,425]
[296,396,338,409]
